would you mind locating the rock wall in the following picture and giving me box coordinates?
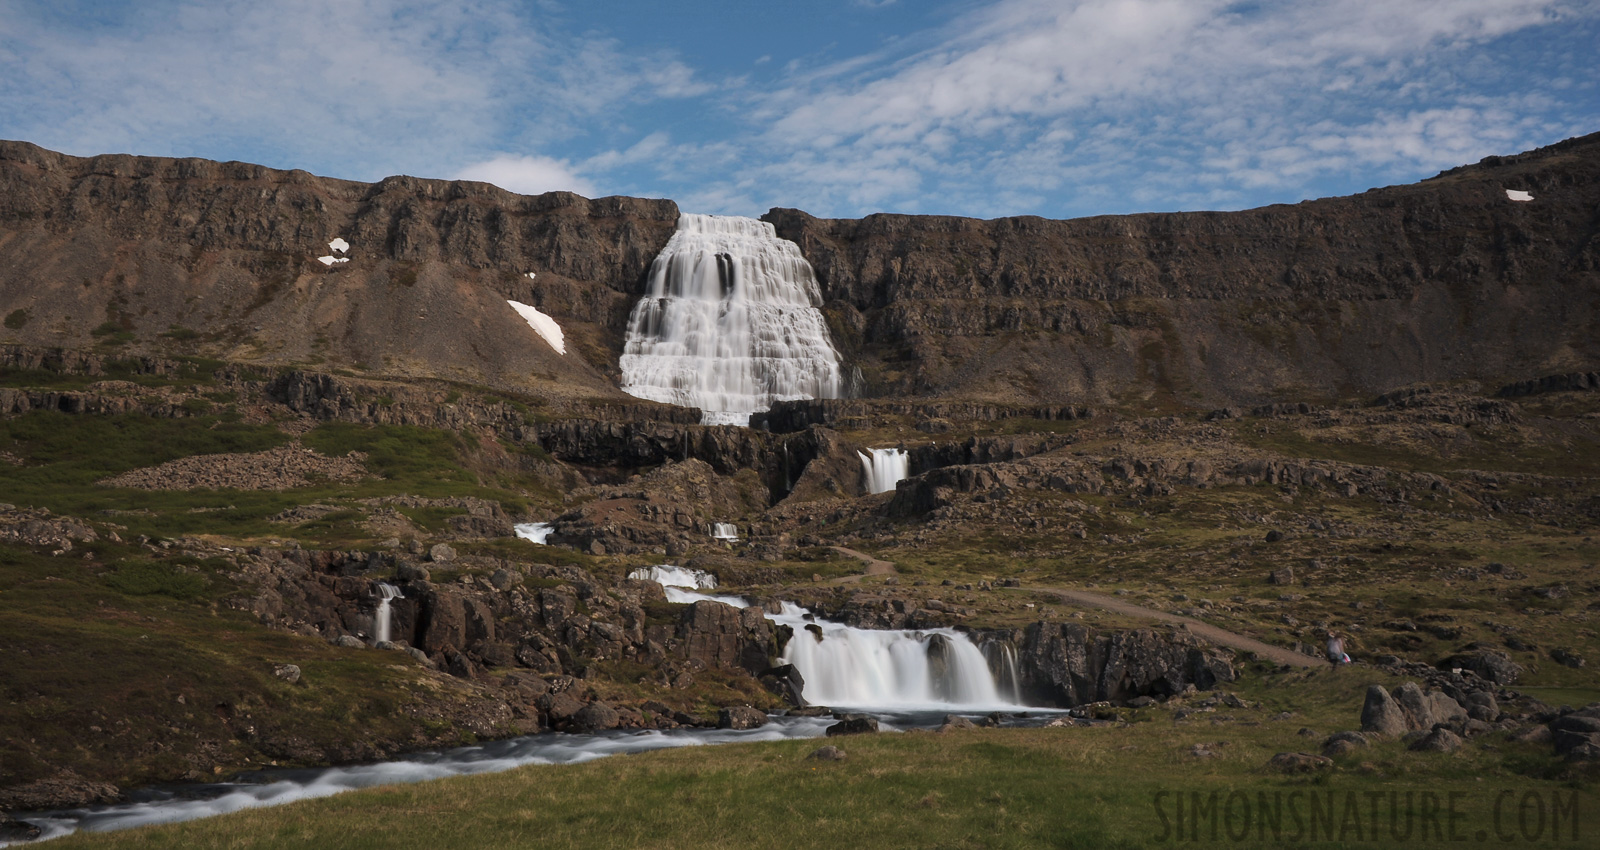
[766,132,1600,406]
[1011,622,1236,706]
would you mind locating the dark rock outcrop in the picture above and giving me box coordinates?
[1015,623,1235,705]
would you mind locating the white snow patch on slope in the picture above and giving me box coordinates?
[329,237,350,254]
[508,300,565,354]
[1505,189,1534,202]
[317,256,349,266]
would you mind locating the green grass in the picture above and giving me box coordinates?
[0,542,492,792]
[43,669,1600,849]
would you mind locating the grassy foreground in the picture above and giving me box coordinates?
[48,670,1600,850]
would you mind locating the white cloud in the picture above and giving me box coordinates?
[455,154,596,196]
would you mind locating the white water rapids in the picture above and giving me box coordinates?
[858,448,910,494]
[513,522,553,544]
[618,214,846,426]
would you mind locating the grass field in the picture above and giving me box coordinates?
[42,668,1600,849]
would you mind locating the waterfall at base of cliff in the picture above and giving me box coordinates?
[858,448,910,494]
[618,214,845,426]
[513,523,553,544]
[374,583,402,645]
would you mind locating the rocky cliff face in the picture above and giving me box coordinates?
[0,140,677,399]
[767,132,1600,407]
[3,134,1596,415]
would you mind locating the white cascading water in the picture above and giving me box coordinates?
[618,214,846,426]
[711,522,738,541]
[652,576,1024,711]
[858,448,910,494]
[374,583,402,645]
[513,522,554,544]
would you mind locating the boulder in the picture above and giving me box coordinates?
[538,692,585,726]
[1359,685,1407,736]
[0,817,41,843]
[1549,707,1600,758]
[569,702,621,733]
[717,705,769,730]
[758,664,806,707]
[1463,691,1498,722]
[1322,730,1369,757]
[428,543,457,562]
[335,634,366,649]
[272,663,302,685]
[808,746,847,761]
[1393,682,1466,731]
[938,714,977,732]
[1409,728,1463,753]
[826,715,880,736]
[1438,650,1522,684]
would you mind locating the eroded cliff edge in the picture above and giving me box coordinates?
[767,132,1600,407]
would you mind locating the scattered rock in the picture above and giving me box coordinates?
[428,543,457,563]
[1550,648,1586,669]
[1264,530,1284,543]
[1267,567,1294,585]
[0,816,42,843]
[808,745,846,761]
[334,635,366,649]
[1267,752,1331,773]
[1409,728,1463,753]
[1549,706,1600,759]
[272,663,302,684]
[1321,730,1369,757]
[1439,650,1522,684]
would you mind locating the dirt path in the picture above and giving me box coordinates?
[827,546,898,584]
[1021,586,1325,668]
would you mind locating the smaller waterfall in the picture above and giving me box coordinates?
[858,448,910,494]
[629,565,718,589]
[711,522,739,541]
[374,583,402,645]
[982,640,1023,705]
[514,523,553,544]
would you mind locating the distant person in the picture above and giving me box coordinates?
[1326,632,1350,665]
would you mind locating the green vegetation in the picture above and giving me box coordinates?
[3,308,28,329]
[45,669,1600,848]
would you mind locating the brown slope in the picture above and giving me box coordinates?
[0,140,678,402]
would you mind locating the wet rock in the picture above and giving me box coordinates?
[758,664,806,707]
[825,715,880,736]
[0,816,42,842]
[717,705,769,730]
[938,715,977,732]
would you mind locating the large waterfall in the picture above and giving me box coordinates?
[858,448,910,494]
[618,214,846,426]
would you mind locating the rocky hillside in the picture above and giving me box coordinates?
[0,140,677,402]
[769,132,1600,406]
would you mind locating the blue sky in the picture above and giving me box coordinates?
[2,0,1597,219]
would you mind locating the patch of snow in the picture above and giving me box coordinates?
[526,272,537,280]
[317,256,349,266]
[1505,189,1534,202]
[329,237,350,254]
[507,300,566,354]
